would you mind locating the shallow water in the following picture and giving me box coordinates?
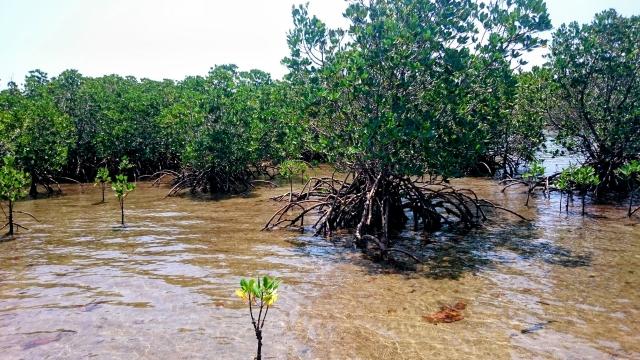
[0,174,638,359]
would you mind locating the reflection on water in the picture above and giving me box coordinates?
[539,134,584,176]
[0,174,639,359]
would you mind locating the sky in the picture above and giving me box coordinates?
[0,0,638,87]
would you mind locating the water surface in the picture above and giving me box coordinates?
[0,175,638,359]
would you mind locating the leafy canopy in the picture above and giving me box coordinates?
[0,156,29,202]
[285,0,551,177]
[547,10,640,179]
[0,71,75,182]
[112,157,136,201]
[235,276,281,307]
[617,160,640,181]
[94,167,111,186]
[523,161,545,182]
[556,165,601,193]
[279,160,308,179]
[112,174,135,201]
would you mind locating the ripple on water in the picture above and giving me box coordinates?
[0,180,638,359]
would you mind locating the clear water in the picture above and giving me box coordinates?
[0,173,638,359]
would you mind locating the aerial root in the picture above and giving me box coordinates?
[141,170,179,187]
[1,222,29,232]
[58,176,85,192]
[250,180,278,188]
[264,170,526,263]
[500,172,561,195]
[164,166,270,196]
[14,210,41,222]
[477,199,530,221]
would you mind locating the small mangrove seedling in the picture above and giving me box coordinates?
[94,167,111,203]
[500,160,546,206]
[235,276,281,360]
[617,161,640,217]
[112,174,135,226]
[112,158,136,226]
[572,166,600,216]
[522,161,545,207]
[118,156,134,173]
[555,169,572,213]
[557,165,600,216]
[0,156,29,236]
[279,160,308,202]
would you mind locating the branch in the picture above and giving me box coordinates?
[15,211,40,222]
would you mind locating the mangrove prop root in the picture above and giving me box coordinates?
[145,170,179,187]
[250,180,278,188]
[163,165,272,196]
[58,176,85,192]
[2,222,29,232]
[15,210,40,222]
[263,171,527,263]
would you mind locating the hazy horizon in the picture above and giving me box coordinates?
[1,0,638,87]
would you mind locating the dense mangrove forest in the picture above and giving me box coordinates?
[1,0,639,358]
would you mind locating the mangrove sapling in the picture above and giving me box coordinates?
[93,167,111,203]
[523,161,546,206]
[278,160,308,202]
[501,161,546,206]
[0,156,30,236]
[556,166,600,216]
[112,158,136,226]
[555,171,572,214]
[235,276,280,360]
[572,166,601,217]
[112,174,135,227]
[617,161,640,217]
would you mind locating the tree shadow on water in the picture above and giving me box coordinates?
[286,222,592,280]
[398,223,592,280]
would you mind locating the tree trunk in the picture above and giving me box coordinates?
[29,176,38,198]
[289,178,293,203]
[101,183,106,203]
[581,194,586,216]
[502,123,510,179]
[559,192,563,213]
[255,329,262,360]
[8,200,14,236]
[120,199,125,226]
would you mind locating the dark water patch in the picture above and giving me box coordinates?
[21,329,76,350]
